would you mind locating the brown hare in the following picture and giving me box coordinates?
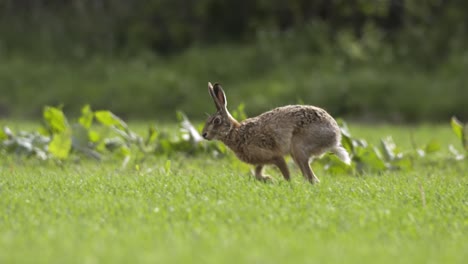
[202,82,350,184]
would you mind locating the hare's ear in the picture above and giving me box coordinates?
[212,83,227,108]
[208,82,227,111]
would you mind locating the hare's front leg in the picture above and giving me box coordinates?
[253,157,290,182]
[254,165,272,182]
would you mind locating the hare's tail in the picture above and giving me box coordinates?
[331,146,351,165]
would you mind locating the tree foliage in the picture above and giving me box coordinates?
[1,0,467,60]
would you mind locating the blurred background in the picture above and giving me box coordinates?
[0,0,466,122]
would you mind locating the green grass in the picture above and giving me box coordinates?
[1,124,467,264]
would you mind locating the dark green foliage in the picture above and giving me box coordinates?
[0,127,49,160]
[1,106,223,165]
[1,0,467,62]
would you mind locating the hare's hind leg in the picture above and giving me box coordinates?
[272,157,290,181]
[291,148,320,184]
[296,158,320,184]
[254,165,272,182]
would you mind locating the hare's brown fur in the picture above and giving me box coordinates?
[202,83,350,184]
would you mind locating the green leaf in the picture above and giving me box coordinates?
[449,145,465,160]
[48,131,72,159]
[179,111,203,144]
[88,129,101,143]
[0,126,10,140]
[71,123,89,148]
[232,103,247,121]
[216,142,227,154]
[391,155,413,170]
[79,105,94,129]
[43,106,68,134]
[380,136,396,161]
[337,119,354,153]
[95,111,128,130]
[451,117,467,151]
[105,138,124,152]
[159,139,172,154]
[322,155,353,174]
[355,146,387,171]
[176,111,185,122]
[145,125,158,145]
[451,117,463,140]
[341,134,354,154]
[118,145,131,157]
[424,139,441,154]
[466,127,468,151]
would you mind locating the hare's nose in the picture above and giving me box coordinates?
[202,132,208,139]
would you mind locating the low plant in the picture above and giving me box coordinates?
[1,105,466,173]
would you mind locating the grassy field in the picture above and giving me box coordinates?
[1,124,467,264]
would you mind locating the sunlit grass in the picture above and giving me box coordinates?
[1,124,467,264]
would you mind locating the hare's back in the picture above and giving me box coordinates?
[237,105,340,159]
[265,105,341,149]
[258,105,337,126]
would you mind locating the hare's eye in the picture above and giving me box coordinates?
[213,117,221,125]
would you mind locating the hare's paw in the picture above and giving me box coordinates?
[255,174,273,182]
[309,177,320,184]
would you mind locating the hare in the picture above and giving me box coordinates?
[202,82,351,184]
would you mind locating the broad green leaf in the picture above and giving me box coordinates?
[79,105,94,128]
[380,136,396,161]
[43,106,68,134]
[105,138,124,152]
[354,138,368,148]
[341,134,354,154]
[95,140,107,153]
[118,145,131,157]
[391,155,413,170]
[323,155,353,174]
[145,126,158,145]
[15,137,34,153]
[232,103,247,121]
[37,126,49,136]
[179,112,203,144]
[159,139,172,154]
[451,116,463,140]
[121,155,131,169]
[463,128,468,151]
[425,139,441,154]
[95,110,128,130]
[449,145,465,160]
[176,111,185,122]
[337,119,354,153]
[451,116,467,151]
[0,126,10,140]
[88,129,101,143]
[71,123,90,148]
[355,146,387,171]
[337,119,352,138]
[48,131,72,159]
[216,142,227,154]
